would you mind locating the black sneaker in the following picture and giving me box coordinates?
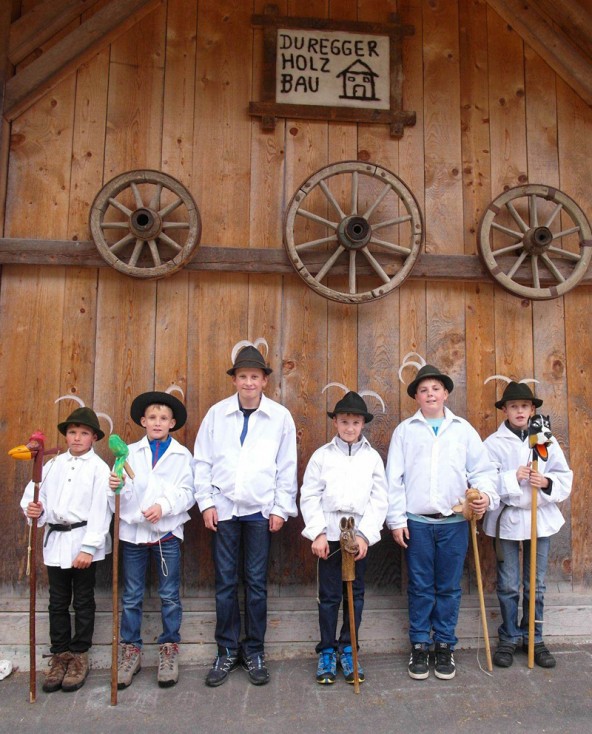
[522,641,556,668]
[434,642,456,679]
[493,641,516,668]
[408,643,429,680]
[242,652,270,686]
[205,648,239,687]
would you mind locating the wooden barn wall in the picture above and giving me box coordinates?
[1,0,591,598]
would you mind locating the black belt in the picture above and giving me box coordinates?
[44,521,88,547]
[417,513,448,520]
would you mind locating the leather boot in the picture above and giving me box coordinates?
[62,651,89,692]
[42,652,72,693]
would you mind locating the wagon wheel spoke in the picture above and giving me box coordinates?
[506,250,528,279]
[491,221,523,240]
[529,194,539,228]
[491,242,524,256]
[284,161,423,303]
[531,255,541,289]
[544,202,563,228]
[506,201,529,233]
[540,253,566,283]
[547,245,582,262]
[90,169,201,279]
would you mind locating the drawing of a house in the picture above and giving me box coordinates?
[337,60,380,101]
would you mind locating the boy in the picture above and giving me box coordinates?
[483,382,573,668]
[194,344,298,687]
[386,365,498,680]
[21,407,112,693]
[300,391,388,685]
[108,391,194,689]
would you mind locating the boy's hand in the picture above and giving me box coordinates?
[26,501,43,519]
[529,469,549,489]
[355,535,368,560]
[72,551,92,569]
[516,464,532,483]
[311,533,329,559]
[142,503,162,524]
[469,492,490,519]
[202,507,218,532]
[269,514,285,533]
[109,471,125,491]
[392,527,409,548]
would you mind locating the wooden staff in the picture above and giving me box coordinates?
[470,517,493,671]
[528,455,539,670]
[339,516,360,694]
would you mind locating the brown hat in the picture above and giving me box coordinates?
[57,407,105,441]
[495,381,543,410]
[407,364,454,398]
[130,391,187,430]
[227,345,272,376]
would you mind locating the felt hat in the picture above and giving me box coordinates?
[327,391,374,423]
[130,391,187,430]
[57,407,105,441]
[495,381,543,410]
[226,345,273,376]
[407,364,454,398]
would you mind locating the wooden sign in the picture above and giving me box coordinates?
[250,5,416,138]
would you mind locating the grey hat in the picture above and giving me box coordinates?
[327,391,373,423]
[57,407,105,441]
[407,364,454,398]
[227,345,272,376]
[495,381,543,410]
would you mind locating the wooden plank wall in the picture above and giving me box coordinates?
[0,0,591,598]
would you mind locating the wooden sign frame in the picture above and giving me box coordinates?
[249,5,416,138]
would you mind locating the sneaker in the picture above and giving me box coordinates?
[157,643,179,688]
[408,643,429,680]
[205,648,239,687]
[316,648,337,685]
[61,652,89,692]
[339,645,365,684]
[522,641,556,668]
[434,642,456,679]
[493,641,517,668]
[117,643,141,689]
[42,652,72,693]
[242,652,270,686]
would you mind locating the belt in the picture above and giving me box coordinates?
[44,521,88,547]
[417,513,448,520]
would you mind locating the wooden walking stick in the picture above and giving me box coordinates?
[9,432,59,703]
[339,516,360,694]
[108,434,135,706]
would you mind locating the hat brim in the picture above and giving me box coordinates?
[495,396,543,409]
[57,420,105,441]
[327,410,374,423]
[130,391,187,430]
[227,363,273,376]
[407,373,454,398]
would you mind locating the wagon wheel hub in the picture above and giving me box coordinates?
[337,216,372,250]
[130,207,162,240]
[522,226,553,255]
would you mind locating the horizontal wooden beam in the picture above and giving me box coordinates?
[3,0,163,122]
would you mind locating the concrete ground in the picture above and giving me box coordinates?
[2,645,591,734]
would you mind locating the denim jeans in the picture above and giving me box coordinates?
[405,519,469,648]
[212,518,271,657]
[120,538,182,647]
[496,536,550,644]
[316,541,366,653]
[46,563,96,654]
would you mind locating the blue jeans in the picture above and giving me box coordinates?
[120,538,182,647]
[496,536,550,645]
[316,541,366,653]
[212,518,271,657]
[405,519,469,648]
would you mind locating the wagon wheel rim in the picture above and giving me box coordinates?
[284,161,423,303]
[89,169,201,279]
[479,184,592,300]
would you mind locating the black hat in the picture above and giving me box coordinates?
[407,365,454,398]
[227,345,272,376]
[58,407,105,441]
[495,381,543,410]
[327,391,374,423]
[130,391,187,430]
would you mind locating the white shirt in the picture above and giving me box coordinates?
[483,421,573,539]
[386,407,499,529]
[300,435,388,545]
[109,436,195,544]
[20,448,112,568]
[193,393,298,521]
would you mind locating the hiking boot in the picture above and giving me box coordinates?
[339,645,365,684]
[242,652,270,686]
[205,648,239,687]
[61,652,89,692]
[493,641,517,668]
[434,642,456,679]
[316,648,337,685]
[408,643,429,680]
[522,641,556,668]
[117,643,141,689]
[158,643,179,688]
[42,652,72,693]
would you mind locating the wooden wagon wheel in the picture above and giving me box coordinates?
[89,170,201,279]
[479,184,592,300]
[284,161,423,303]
